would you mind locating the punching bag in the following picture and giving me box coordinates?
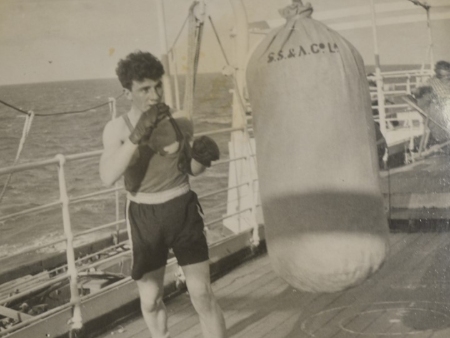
[246,1,389,293]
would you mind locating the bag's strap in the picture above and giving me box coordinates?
[122,114,134,133]
[167,114,185,143]
[167,113,193,175]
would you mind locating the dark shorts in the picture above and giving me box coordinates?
[127,190,209,280]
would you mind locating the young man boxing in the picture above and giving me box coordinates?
[99,50,225,338]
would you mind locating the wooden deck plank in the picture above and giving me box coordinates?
[168,259,275,338]
[381,155,450,195]
[179,276,289,338]
[252,232,424,338]
[97,256,272,337]
[332,233,450,337]
[229,234,420,337]
[124,258,282,338]
[258,232,448,338]
[171,267,284,337]
[95,231,450,338]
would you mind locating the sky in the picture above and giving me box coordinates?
[0,0,449,85]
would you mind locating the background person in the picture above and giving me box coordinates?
[414,60,450,144]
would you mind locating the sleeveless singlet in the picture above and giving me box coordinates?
[122,114,190,194]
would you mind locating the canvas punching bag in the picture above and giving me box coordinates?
[246,1,389,293]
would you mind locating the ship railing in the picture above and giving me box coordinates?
[370,70,432,98]
[0,122,261,335]
[368,69,433,157]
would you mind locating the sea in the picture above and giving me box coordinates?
[0,64,423,259]
[0,73,234,258]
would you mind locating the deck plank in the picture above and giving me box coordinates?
[254,232,425,338]
[264,232,450,338]
[244,232,439,338]
[168,258,274,337]
[97,231,450,338]
[98,257,273,337]
[171,265,282,337]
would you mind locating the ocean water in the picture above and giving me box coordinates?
[0,64,422,258]
[0,73,234,257]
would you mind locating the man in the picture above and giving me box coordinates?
[99,51,226,338]
[414,60,450,143]
[428,60,450,108]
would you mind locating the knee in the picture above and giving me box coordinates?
[140,295,164,314]
[188,284,215,312]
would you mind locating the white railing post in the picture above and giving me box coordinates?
[406,75,411,94]
[246,141,259,247]
[369,0,387,135]
[108,97,117,119]
[55,154,83,333]
[108,98,121,245]
[224,0,253,234]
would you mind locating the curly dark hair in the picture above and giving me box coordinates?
[435,60,450,75]
[116,51,165,90]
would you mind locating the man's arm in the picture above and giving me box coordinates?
[190,158,206,176]
[99,120,138,187]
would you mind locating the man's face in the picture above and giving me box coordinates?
[436,69,450,83]
[126,78,164,112]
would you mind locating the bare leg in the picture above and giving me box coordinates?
[136,266,170,338]
[182,261,226,338]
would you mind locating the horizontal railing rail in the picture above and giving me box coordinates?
[0,116,260,337]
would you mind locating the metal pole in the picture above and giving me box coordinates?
[56,154,83,333]
[156,0,174,108]
[369,0,387,135]
[408,0,434,68]
[426,7,434,67]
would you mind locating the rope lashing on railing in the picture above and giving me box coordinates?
[0,110,35,204]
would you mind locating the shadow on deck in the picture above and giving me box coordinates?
[97,229,450,338]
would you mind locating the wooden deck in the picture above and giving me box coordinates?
[97,230,450,338]
[380,153,450,220]
[92,154,450,337]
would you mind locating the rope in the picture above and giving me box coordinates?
[0,93,123,203]
[0,111,35,203]
[0,92,123,117]
[208,16,231,65]
[183,1,204,119]
[168,13,190,55]
[0,99,29,115]
[193,21,204,88]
